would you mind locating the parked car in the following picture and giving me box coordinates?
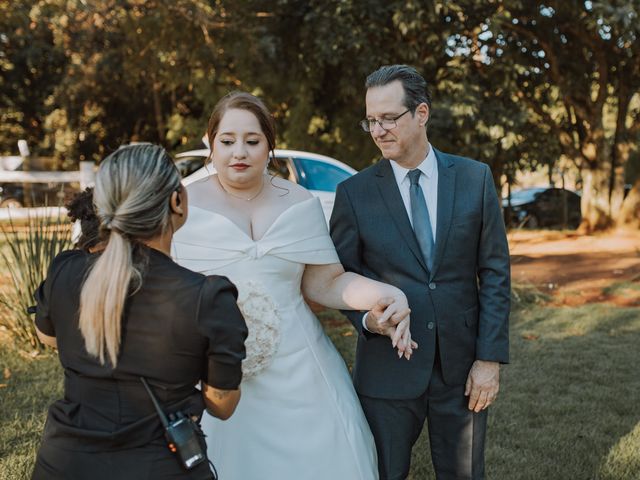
[175,149,357,222]
[624,183,633,198]
[502,187,582,229]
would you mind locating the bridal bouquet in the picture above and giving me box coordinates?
[234,280,282,378]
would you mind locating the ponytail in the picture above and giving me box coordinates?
[79,230,139,366]
[77,143,179,366]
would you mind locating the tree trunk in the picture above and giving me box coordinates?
[490,142,505,193]
[617,179,640,228]
[610,147,628,219]
[579,166,614,233]
[152,75,165,143]
[610,80,631,219]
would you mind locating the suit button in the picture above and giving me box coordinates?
[428,282,436,290]
[427,322,434,330]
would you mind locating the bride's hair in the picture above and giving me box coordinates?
[206,91,277,164]
[79,144,181,366]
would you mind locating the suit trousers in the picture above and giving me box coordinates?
[359,347,487,480]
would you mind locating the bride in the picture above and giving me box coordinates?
[172,92,416,479]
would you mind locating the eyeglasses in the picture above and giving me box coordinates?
[359,109,411,133]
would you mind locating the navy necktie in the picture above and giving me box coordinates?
[408,169,434,271]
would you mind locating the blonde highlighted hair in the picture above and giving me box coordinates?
[79,144,181,366]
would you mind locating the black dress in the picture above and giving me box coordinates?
[31,247,248,480]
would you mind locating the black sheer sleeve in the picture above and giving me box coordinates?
[33,250,82,337]
[196,276,248,389]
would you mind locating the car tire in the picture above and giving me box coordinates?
[0,198,23,208]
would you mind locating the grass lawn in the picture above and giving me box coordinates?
[1,304,639,479]
[324,304,640,479]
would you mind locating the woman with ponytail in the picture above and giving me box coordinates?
[32,144,247,480]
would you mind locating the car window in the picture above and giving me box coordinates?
[292,158,352,192]
[509,188,544,203]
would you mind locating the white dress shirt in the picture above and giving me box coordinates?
[363,143,439,331]
[388,144,438,242]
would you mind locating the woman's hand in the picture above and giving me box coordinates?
[365,295,417,360]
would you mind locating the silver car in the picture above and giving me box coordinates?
[175,149,357,223]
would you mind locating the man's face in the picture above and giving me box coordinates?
[365,80,429,168]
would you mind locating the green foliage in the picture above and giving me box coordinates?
[1,0,639,223]
[0,213,71,350]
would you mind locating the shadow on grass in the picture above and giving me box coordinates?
[1,304,638,479]
[322,304,640,480]
[488,305,640,480]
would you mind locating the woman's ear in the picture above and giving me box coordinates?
[170,189,184,217]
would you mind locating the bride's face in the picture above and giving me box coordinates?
[212,108,270,188]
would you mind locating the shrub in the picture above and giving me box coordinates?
[0,212,71,350]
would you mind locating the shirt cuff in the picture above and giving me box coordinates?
[362,311,371,332]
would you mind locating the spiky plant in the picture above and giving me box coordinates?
[0,210,71,350]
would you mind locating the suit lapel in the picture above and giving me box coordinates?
[431,149,456,279]
[374,159,429,274]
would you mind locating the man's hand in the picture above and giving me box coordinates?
[365,297,417,360]
[465,360,500,412]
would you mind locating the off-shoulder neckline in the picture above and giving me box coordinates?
[187,196,318,242]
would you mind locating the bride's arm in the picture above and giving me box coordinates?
[302,263,415,358]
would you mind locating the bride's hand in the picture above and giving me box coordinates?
[393,317,418,360]
[366,295,417,360]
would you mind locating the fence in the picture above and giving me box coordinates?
[0,160,95,220]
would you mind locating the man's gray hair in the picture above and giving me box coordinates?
[365,65,432,111]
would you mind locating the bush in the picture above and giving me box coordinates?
[0,212,71,350]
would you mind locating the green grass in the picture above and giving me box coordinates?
[324,304,640,480]
[0,344,62,479]
[603,279,640,297]
[1,305,639,479]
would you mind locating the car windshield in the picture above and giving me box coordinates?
[508,188,544,203]
[292,158,352,192]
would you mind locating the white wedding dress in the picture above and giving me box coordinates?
[172,196,378,480]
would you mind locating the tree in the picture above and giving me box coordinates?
[2,0,638,231]
[0,0,67,157]
[487,0,640,230]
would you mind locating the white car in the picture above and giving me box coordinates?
[175,149,357,223]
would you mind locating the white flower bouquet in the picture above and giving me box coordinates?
[234,280,282,379]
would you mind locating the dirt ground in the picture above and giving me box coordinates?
[509,228,640,307]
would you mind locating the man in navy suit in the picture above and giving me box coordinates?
[330,65,510,480]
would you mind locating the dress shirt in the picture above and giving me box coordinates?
[388,144,438,242]
[363,144,439,331]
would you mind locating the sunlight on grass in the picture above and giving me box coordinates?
[597,421,640,480]
[603,280,640,296]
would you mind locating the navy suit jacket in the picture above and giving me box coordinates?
[329,148,510,400]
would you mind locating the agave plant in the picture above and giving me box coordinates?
[0,210,71,350]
